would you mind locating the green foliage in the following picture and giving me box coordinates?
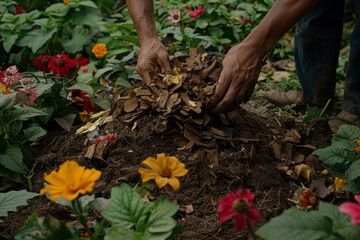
[313,125,360,193]
[14,213,81,240]
[102,183,180,240]
[0,190,38,222]
[256,202,360,240]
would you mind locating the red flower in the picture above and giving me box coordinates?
[184,5,192,11]
[15,6,24,15]
[33,55,53,73]
[72,53,89,67]
[339,195,360,225]
[218,189,261,231]
[241,17,251,24]
[105,135,116,142]
[48,54,75,76]
[68,90,98,113]
[189,6,204,18]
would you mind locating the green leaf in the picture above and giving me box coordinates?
[61,26,91,53]
[0,190,38,220]
[79,1,98,8]
[145,198,178,239]
[93,98,110,110]
[54,114,76,132]
[67,83,94,97]
[14,213,76,240]
[256,207,333,240]
[44,3,70,17]
[345,160,360,182]
[104,225,136,240]
[0,93,16,113]
[34,82,55,96]
[9,106,48,123]
[0,145,28,174]
[23,126,47,142]
[101,183,148,228]
[0,167,21,183]
[332,124,360,150]
[343,179,360,194]
[1,32,18,53]
[18,28,57,53]
[313,147,350,165]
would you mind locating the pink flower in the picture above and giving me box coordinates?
[189,6,204,18]
[168,9,182,25]
[339,195,360,225]
[218,189,261,231]
[17,87,38,106]
[1,66,22,87]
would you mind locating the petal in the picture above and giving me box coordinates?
[168,177,180,191]
[339,203,360,215]
[157,153,167,170]
[171,166,188,177]
[247,208,261,225]
[138,168,159,182]
[167,156,179,171]
[78,168,101,191]
[44,171,67,186]
[155,176,168,189]
[218,195,236,222]
[58,161,84,184]
[233,214,247,231]
[142,157,162,173]
[355,195,360,204]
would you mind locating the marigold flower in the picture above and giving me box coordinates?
[296,189,318,209]
[168,9,182,25]
[218,189,261,231]
[0,82,11,94]
[92,43,108,59]
[63,0,69,5]
[40,160,101,201]
[33,55,53,73]
[138,153,188,191]
[339,195,360,225]
[189,6,204,18]
[334,177,346,192]
[48,54,75,76]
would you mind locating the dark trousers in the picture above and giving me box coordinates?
[294,0,360,115]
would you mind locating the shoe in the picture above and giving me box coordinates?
[264,90,306,107]
[328,110,360,133]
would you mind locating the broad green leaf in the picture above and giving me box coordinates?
[18,28,57,53]
[144,198,179,239]
[54,114,76,132]
[343,179,360,194]
[14,213,76,240]
[313,147,349,165]
[0,166,21,183]
[9,106,48,123]
[23,126,47,142]
[0,190,38,220]
[104,225,136,240]
[0,93,16,113]
[61,26,91,53]
[79,1,98,8]
[101,183,148,228]
[345,160,360,182]
[94,66,113,78]
[1,33,18,53]
[44,3,70,17]
[67,83,94,97]
[91,197,110,213]
[256,207,333,240]
[34,82,55,96]
[332,124,360,150]
[0,145,27,174]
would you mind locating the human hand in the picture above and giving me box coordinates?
[208,43,264,113]
[136,39,172,84]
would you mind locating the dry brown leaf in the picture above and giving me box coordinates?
[123,98,139,113]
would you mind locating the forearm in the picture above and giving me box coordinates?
[126,0,157,45]
[243,0,317,57]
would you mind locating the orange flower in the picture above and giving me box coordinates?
[63,0,69,5]
[334,177,346,192]
[297,189,318,209]
[138,153,188,191]
[40,160,101,201]
[0,82,11,94]
[92,43,108,59]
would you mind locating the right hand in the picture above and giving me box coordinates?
[136,38,172,84]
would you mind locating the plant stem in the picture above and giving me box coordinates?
[247,218,259,240]
[72,199,94,240]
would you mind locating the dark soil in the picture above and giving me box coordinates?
[0,98,334,239]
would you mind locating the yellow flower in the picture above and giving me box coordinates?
[63,0,69,5]
[40,160,101,201]
[0,82,11,94]
[92,43,108,59]
[334,177,346,192]
[138,153,188,191]
[79,110,92,123]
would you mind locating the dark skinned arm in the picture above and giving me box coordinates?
[208,0,318,113]
[126,0,172,83]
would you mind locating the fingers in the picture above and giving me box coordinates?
[158,53,172,74]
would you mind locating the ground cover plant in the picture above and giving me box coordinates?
[1,0,360,239]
